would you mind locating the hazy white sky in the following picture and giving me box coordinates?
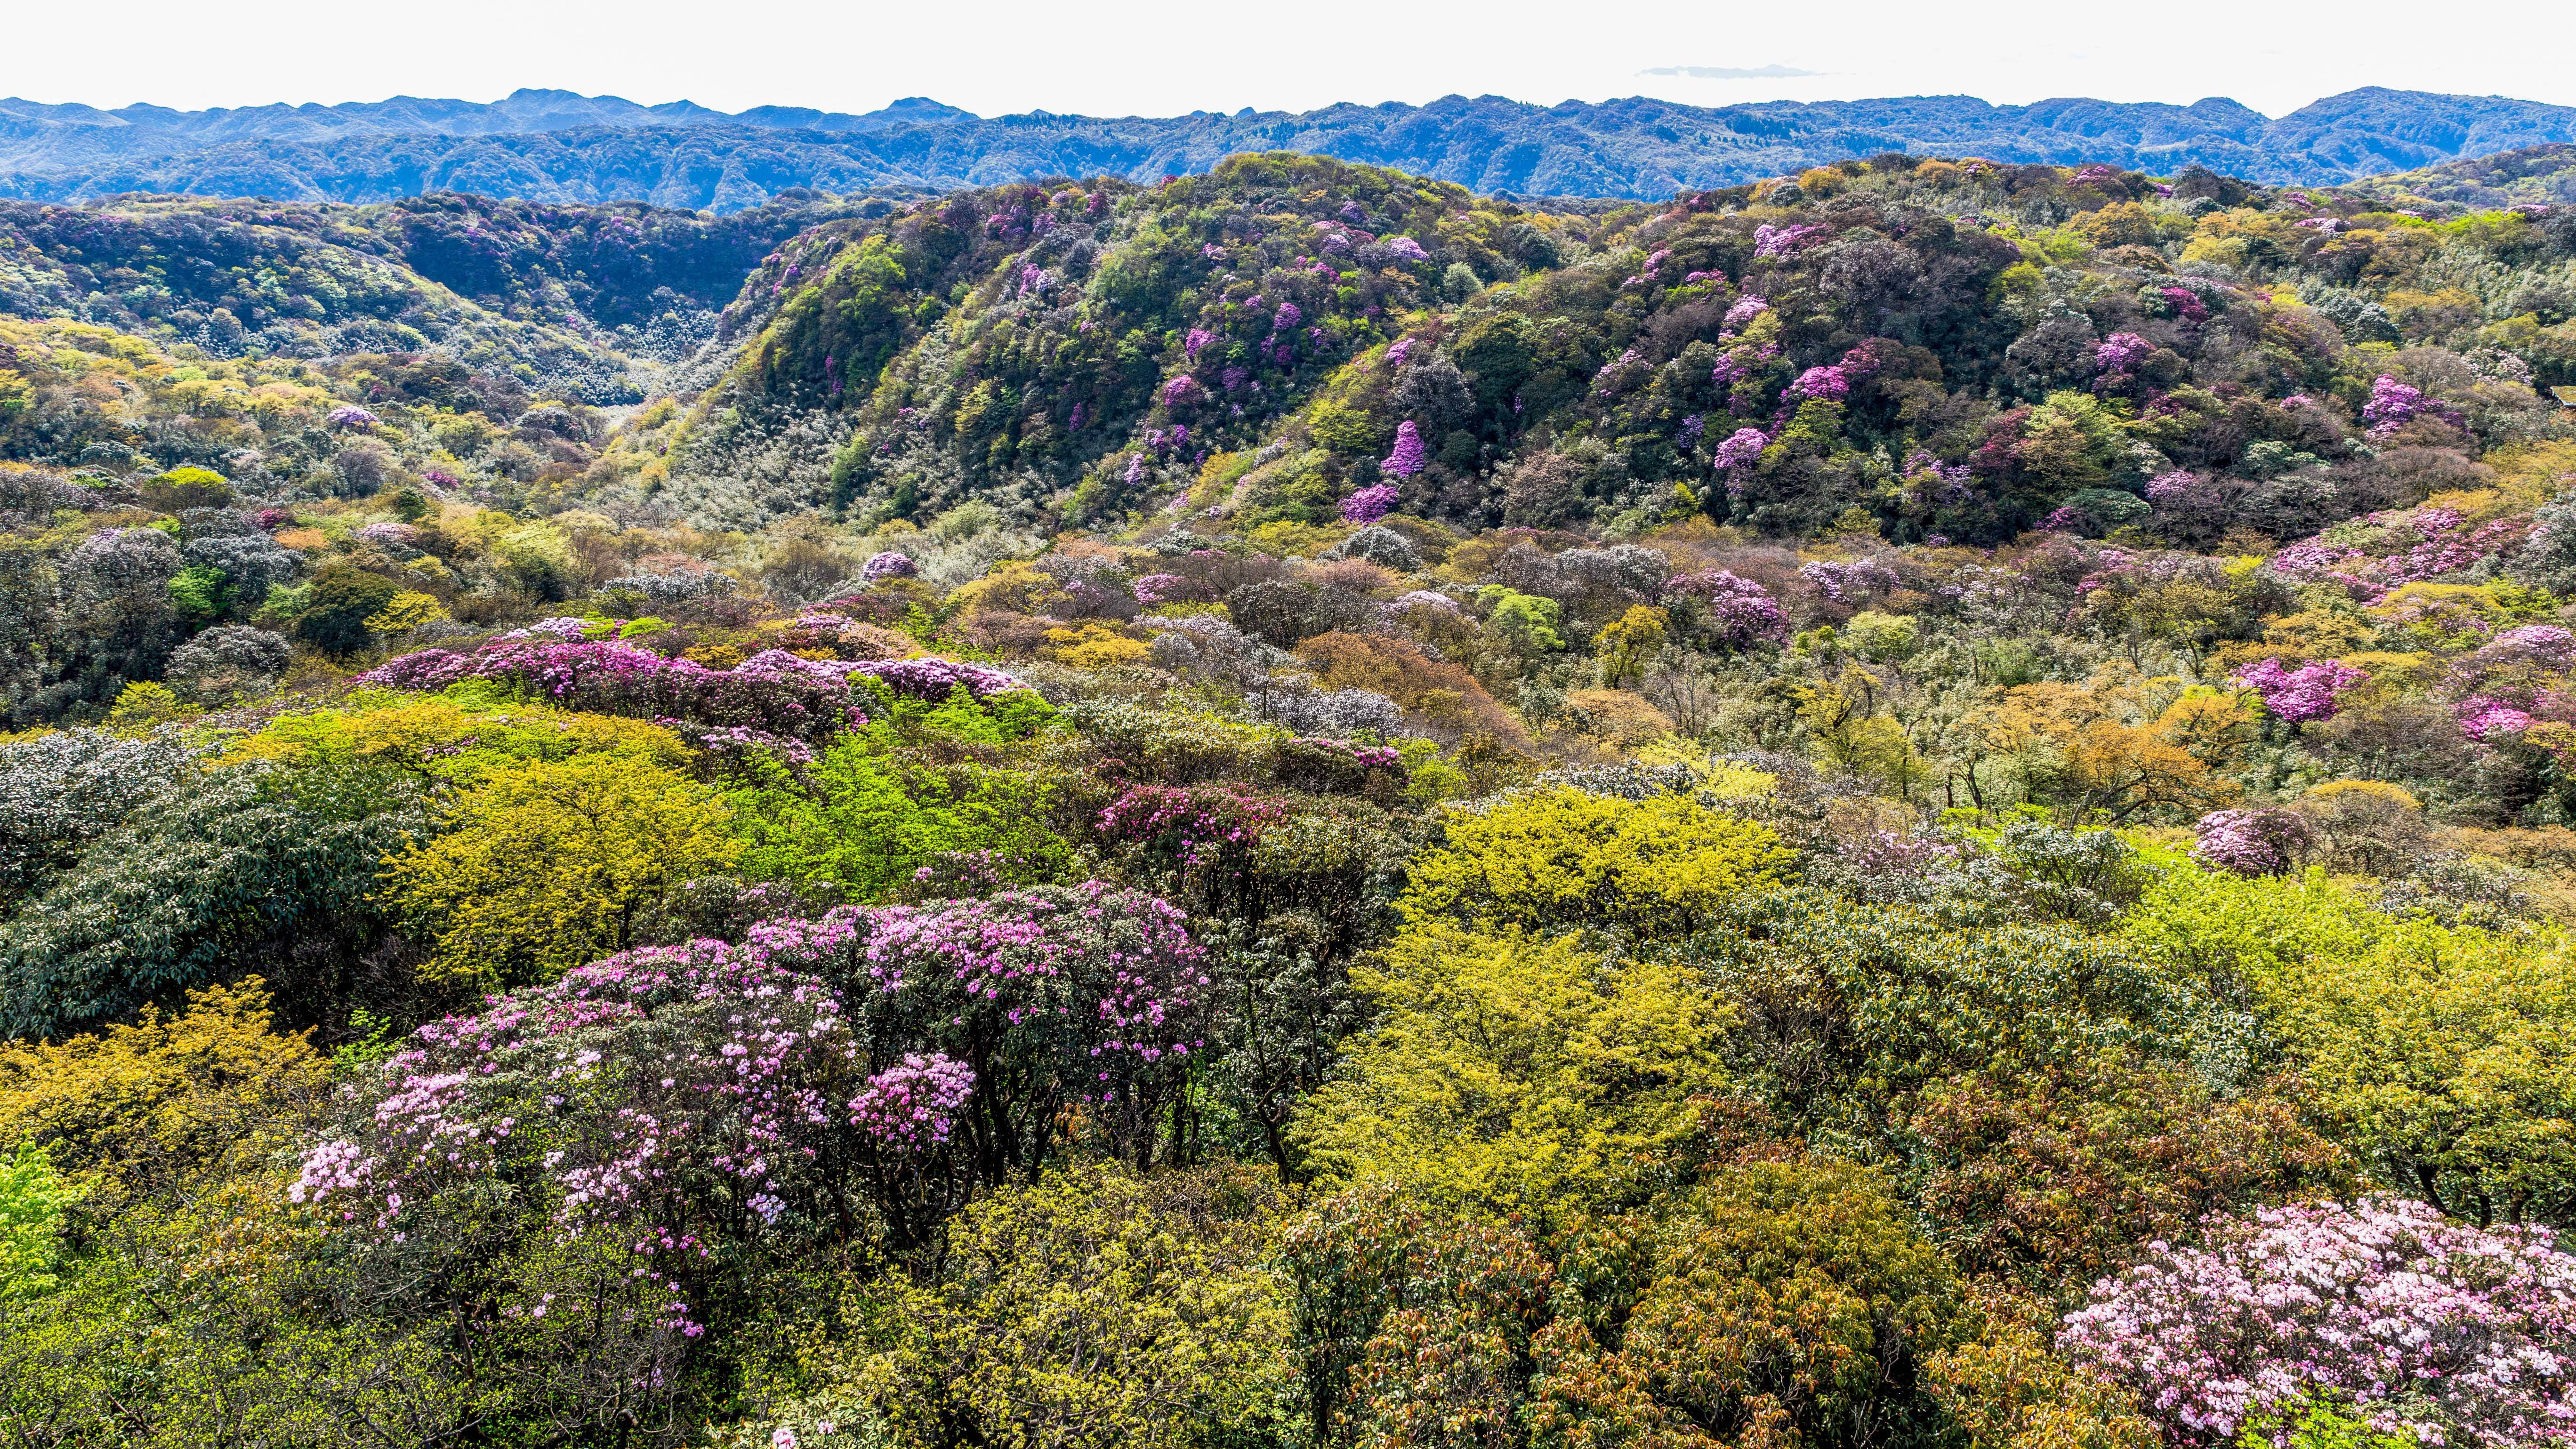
[7,0,2566,120]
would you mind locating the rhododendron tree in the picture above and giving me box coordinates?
[1341,483,1399,524]
[1381,421,1427,479]
[1787,365,1848,401]
[1667,569,1785,648]
[860,550,918,582]
[2360,374,2463,435]
[1799,557,1900,604]
[855,884,1211,1183]
[2191,806,2312,876]
[294,881,1212,1341]
[2059,1197,2576,1447]
[2234,658,2369,723]
[365,638,861,741]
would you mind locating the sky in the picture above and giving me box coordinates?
[6,0,2567,121]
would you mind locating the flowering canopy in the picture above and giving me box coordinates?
[2060,1197,2576,1447]
[2234,657,2369,723]
[1382,420,1427,479]
[1341,483,1400,524]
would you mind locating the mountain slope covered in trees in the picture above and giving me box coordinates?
[7,86,2576,209]
[4,146,2576,1449]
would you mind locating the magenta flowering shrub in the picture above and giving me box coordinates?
[1383,236,1430,262]
[2093,332,2152,375]
[2445,626,2576,719]
[290,918,877,1347]
[1381,420,1427,479]
[849,655,1025,703]
[1722,294,1770,328]
[2234,658,2369,723]
[846,1053,975,1150]
[326,404,380,429]
[2191,807,2312,876]
[1131,572,1191,604]
[2459,699,2539,742]
[1341,483,1400,523]
[1270,735,1409,797]
[2361,374,2464,436]
[855,883,1210,1175]
[1752,223,1822,258]
[860,550,918,582]
[2059,1197,2576,1447]
[1787,365,1849,402]
[1710,427,1770,482]
[1668,569,1786,648]
[1799,557,1900,604]
[362,638,861,741]
[1095,782,1292,872]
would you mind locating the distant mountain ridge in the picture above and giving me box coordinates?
[3,85,2574,211]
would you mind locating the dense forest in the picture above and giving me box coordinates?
[4,143,2576,1447]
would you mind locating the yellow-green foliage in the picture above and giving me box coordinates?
[380,752,740,987]
[1295,922,1730,1216]
[1401,786,1790,934]
[755,1164,1290,1449]
[229,693,693,783]
[0,980,324,1222]
[0,1144,77,1302]
[2262,917,2576,1223]
[2119,855,2381,990]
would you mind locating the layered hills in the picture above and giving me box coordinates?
[6,85,2576,209]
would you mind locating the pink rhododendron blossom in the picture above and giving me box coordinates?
[1341,483,1400,524]
[1381,421,1427,479]
[2191,807,2311,876]
[860,550,917,582]
[1668,569,1786,647]
[2061,1197,2576,1448]
[2233,658,2368,723]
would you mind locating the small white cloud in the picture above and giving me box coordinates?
[1638,64,1825,80]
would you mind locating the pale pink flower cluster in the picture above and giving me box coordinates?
[848,1054,975,1149]
[2060,1197,2576,1447]
[2234,658,2369,723]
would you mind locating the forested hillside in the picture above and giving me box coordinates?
[3,146,2576,1447]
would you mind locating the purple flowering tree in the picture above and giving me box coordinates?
[288,915,888,1405]
[2191,807,2313,876]
[1667,569,1787,648]
[860,550,918,583]
[1341,483,1400,524]
[1787,365,1849,402]
[854,883,1210,1183]
[2234,658,2369,723]
[2361,374,2465,436]
[363,638,864,741]
[2060,1197,2576,1448]
[1381,420,1428,479]
[293,882,1212,1379]
[2093,332,2152,376]
[1799,557,1900,604]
